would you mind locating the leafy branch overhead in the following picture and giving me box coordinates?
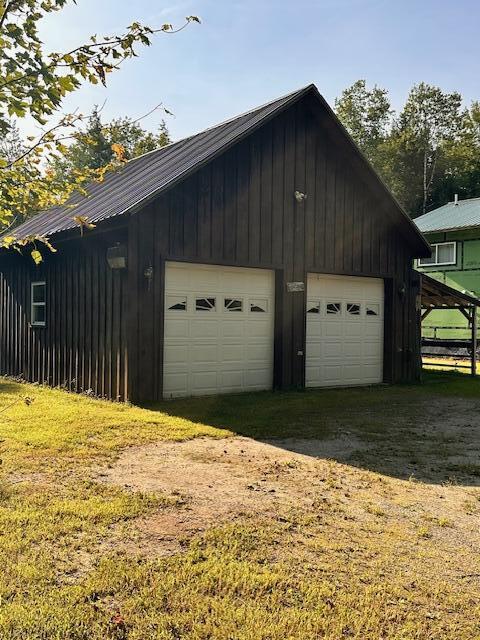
[0,1,199,134]
[0,0,199,261]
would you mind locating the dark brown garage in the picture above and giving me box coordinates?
[0,84,430,402]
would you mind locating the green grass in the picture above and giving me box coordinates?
[0,380,227,472]
[1,372,480,639]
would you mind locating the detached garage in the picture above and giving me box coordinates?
[0,83,430,401]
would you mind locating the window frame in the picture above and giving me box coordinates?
[31,281,47,327]
[418,241,456,267]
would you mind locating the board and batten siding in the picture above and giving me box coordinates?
[0,95,421,402]
[0,231,129,400]
[127,96,421,402]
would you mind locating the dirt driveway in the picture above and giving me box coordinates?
[102,393,480,575]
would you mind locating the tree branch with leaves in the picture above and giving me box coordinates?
[0,0,199,261]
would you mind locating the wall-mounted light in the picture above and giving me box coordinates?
[144,265,154,291]
[294,190,307,203]
[106,243,128,269]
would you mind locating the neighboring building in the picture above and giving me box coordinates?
[415,196,480,339]
[0,84,430,402]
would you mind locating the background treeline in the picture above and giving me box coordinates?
[335,80,480,218]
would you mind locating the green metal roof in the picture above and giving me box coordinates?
[414,197,480,233]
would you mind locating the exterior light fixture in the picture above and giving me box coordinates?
[106,243,128,269]
[294,190,307,203]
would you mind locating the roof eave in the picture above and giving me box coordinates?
[419,224,480,235]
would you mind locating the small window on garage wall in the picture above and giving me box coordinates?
[167,295,187,311]
[31,281,46,327]
[250,299,268,313]
[346,303,361,316]
[224,298,243,312]
[366,303,380,317]
[326,302,342,315]
[196,297,216,311]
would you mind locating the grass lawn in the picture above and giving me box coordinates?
[1,372,480,638]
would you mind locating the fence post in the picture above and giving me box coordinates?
[471,307,477,377]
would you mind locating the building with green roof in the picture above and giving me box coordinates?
[415,195,480,339]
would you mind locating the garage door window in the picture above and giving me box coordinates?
[347,303,361,316]
[326,302,341,315]
[307,301,320,314]
[196,297,216,311]
[167,295,187,311]
[224,298,243,312]
[250,299,268,313]
[366,304,380,316]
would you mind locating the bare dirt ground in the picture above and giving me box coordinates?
[101,398,480,588]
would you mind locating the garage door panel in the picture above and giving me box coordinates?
[344,342,363,358]
[245,368,271,388]
[191,343,218,363]
[324,323,343,337]
[307,343,323,359]
[219,370,244,389]
[364,323,382,337]
[165,318,189,339]
[363,341,383,357]
[164,262,274,398]
[164,345,188,365]
[246,323,272,338]
[190,371,218,391]
[244,344,270,361]
[221,323,246,338]
[306,274,384,388]
[344,323,364,338]
[221,344,245,362]
[323,341,343,358]
[322,364,343,384]
[163,373,188,397]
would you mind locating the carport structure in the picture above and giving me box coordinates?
[421,273,480,376]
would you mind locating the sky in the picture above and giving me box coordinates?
[36,0,480,142]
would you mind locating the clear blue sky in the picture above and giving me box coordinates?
[38,0,480,142]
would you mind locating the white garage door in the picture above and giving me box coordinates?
[163,262,274,398]
[306,274,384,387]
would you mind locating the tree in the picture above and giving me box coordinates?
[335,80,477,218]
[335,79,392,171]
[393,83,464,216]
[50,107,171,181]
[0,1,199,260]
[428,102,480,207]
[0,121,25,163]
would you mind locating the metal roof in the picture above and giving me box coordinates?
[414,197,480,233]
[421,272,480,308]
[2,83,429,256]
[3,85,313,240]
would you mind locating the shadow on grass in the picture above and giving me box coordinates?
[143,371,480,487]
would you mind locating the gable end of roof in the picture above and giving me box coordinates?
[2,83,430,257]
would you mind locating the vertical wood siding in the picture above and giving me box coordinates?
[0,232,129,400]
[128,98,421,401]
[0,95,422,402]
